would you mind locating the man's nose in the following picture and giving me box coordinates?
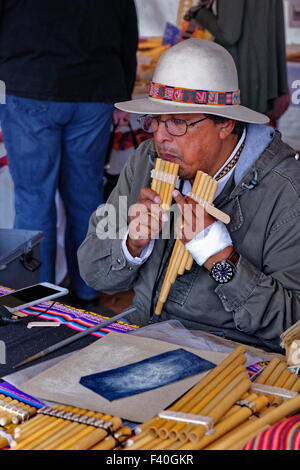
[154,120,173,143]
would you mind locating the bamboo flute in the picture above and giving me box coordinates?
[205,392,300,450]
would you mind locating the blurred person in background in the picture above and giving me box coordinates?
[0,0,138,307]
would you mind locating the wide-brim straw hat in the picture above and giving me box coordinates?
[115,38,269,124]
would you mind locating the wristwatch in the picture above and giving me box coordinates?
[210,251,240,284]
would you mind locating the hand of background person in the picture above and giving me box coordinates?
[126,188,168,258]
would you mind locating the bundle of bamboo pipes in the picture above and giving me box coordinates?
[153,165,229,315]
[151,157,179,211]
[9,405,131,451]
[124,348,300,451]
[0,394,37,427]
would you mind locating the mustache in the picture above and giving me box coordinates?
[156,146,182,160]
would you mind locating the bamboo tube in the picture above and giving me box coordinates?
[56,415,121,451]
[179,394,269,450]
[264,361,287,386]
[282,372,299,390]
[221,392,259,420]
[187,377,251,443]
[205,392,300,450]
[140,437,168,451]
[165,365,247,440]
[125,433,155,450]
[14,406,76,440]
[254,357,282,384]
[151,158,163,193]
[90,426,132,450]
[149,352,246,437]
[14,407,98,449]
[179,373,249,442]
[34,421,84,450]
[13,416,72,450]
[226,425,270,450]
[165,163,180,209]
[46,411,112,450]
[159,162,170,206]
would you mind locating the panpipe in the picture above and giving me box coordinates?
[151,157,179,211]
[151,160,230,315]
[8,405,130,451]
[124,348,300,451]
[0,394,37,426]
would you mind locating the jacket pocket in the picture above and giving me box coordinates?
[167,265,201,306]
[227,197,244,233]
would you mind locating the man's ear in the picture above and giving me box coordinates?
[218,119,236,139]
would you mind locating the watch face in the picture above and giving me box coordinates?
[211,260,234,284]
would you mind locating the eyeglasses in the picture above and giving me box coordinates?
[137,115,209,136]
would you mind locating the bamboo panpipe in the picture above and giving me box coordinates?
[90,426,132,450]
[151,158,179,210]
[12,405,123,451]
[0,394,37,426]
[205,392,300,450]
[147,348,246,437]
[128,348,248,449]
[179,394,269,450]
[154,171,221,315]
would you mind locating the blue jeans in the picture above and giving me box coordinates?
[1,95,114,299]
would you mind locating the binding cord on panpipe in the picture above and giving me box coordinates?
[154,169,230,316]
[8,405,129,451]
[124,347,300,450]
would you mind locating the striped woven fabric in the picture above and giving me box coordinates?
[0,286,138,338]
[244,414,300,450]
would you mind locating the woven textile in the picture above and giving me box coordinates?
[0,286,137,338]
[244,414,300,450]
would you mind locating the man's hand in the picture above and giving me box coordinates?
[127,188,168,258]
[172,189,215,244]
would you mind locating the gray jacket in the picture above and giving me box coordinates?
[78,125,300,352]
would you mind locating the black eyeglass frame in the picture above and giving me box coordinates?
[138,115,210,137]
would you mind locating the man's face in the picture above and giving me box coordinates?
[153,113,231,181]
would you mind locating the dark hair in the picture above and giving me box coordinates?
[205,115,245,136]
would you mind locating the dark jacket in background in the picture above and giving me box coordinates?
[195,0,289,115]
[0,0,138,102]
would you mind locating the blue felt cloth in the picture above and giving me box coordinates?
[79,348,215,401]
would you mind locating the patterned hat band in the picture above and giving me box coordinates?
[149,82,240,106]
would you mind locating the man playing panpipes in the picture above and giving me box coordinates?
[78,39,300,352]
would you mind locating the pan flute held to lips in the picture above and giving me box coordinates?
[150,161,231,316]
